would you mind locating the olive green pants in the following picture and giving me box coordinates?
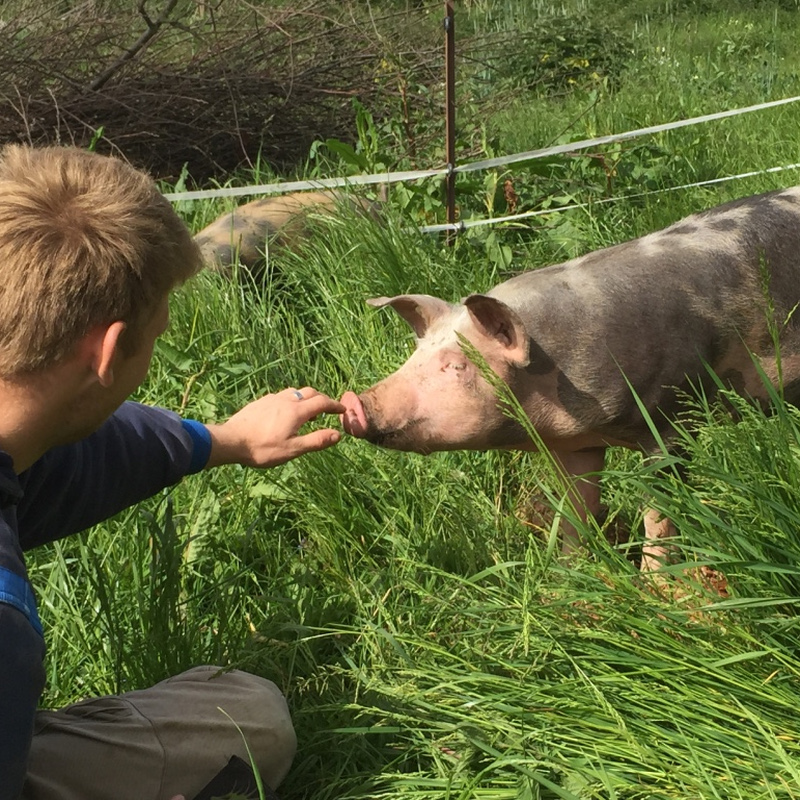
[22,666,296,800]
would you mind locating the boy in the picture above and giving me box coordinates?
[0,144,345,800]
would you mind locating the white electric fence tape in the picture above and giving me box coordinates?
[417,162,800,234]
[165,168,447,203]
[163,93,800,230]
[455,94,800,174]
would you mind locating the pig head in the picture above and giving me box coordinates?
[341,186,800,563]
[341,293,533,453]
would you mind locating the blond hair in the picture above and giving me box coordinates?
[0,145,202,376]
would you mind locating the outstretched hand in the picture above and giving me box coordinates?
[204,386,346,470]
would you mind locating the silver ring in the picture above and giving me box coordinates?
[292,390,303,400]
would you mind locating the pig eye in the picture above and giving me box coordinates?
[447,362,466,371]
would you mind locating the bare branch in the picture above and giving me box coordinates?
[86,0,180,93]
[0,0,444,182]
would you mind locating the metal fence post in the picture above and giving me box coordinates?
[444,0,456,245]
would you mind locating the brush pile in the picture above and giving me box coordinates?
[0,0,442,182]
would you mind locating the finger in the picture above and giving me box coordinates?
[291,428,342,454]
[295,393,346,419]
[284,386,322,403]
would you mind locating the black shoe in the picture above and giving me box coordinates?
[191,754,280,800]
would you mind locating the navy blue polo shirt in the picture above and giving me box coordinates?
[0,402,211,799]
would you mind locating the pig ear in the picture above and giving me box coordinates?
[367,294,452,338]
[463,294,530,366]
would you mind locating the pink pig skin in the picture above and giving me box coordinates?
[341,186,800,563]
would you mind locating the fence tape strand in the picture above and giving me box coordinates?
[163,94,800,205]
[416,162,800,234]
[457,94,800,174]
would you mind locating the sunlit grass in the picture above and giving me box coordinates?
[26,2,800,797]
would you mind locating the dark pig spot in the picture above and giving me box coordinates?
[718,368,746,394]
[526,340,557,375]
[212,245,234,262]
[369,420,432,454]
[485,413,533,449]
[782,376,800,405]
[707,218,739,232]
[667,224,698,236]
[557,371,605,421]
[231,214,250,231]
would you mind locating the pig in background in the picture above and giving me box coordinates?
[194,189,380,280]
[341,186,800,569]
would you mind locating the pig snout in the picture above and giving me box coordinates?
[340,391,368,438]
[341,388,434,453]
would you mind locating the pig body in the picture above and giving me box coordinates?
[341,187,800,560]
[194,190,377,277]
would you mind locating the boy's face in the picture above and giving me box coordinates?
[113,295,170,405]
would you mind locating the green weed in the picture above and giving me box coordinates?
[26,3,800,798]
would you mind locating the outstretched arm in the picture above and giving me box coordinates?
[17,387,345,551]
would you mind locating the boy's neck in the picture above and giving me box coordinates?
[0,368,80,474]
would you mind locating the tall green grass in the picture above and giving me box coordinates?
[29,204,800,797]
[25,2,800,798]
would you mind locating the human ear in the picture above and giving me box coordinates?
[93,321,126,388]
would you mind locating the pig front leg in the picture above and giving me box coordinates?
[639,455,686,571]
[640,509,677,571]
[551,453,680,570]
[549,448,606,555]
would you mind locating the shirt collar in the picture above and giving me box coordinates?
[0,451,22,507]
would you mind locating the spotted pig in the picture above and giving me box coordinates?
[340,187,800,566]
